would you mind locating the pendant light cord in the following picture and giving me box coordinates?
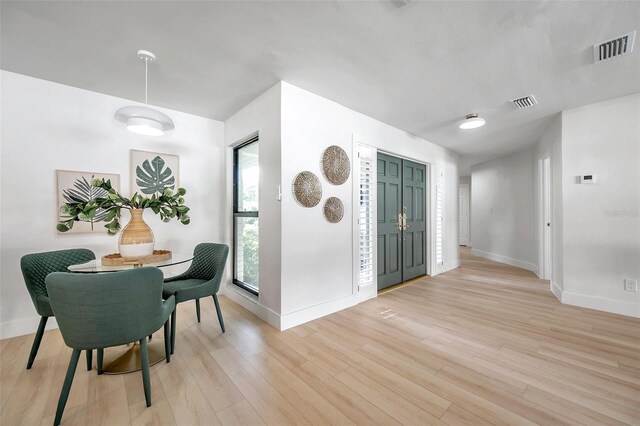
[144,58,148,105]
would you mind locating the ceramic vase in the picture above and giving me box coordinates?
[118,209,155,259]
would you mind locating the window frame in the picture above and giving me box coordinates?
[232,137,259,295]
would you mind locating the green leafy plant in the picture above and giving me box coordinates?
[136,156,176,195]
[57,178,190,235]
[61,176,110,230]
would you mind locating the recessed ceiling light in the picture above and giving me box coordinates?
[459,113,485,130]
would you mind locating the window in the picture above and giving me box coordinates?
[233,137,259,294]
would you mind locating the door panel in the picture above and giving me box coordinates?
[416,187,424,221]
[387,183,400,225]
[377,235,386,275]
[377,153,403,289]
[389,234,400,274]
[403,159,427,281]
[377,182,386,222]
[415,231,424,268]
[405,231,414,268]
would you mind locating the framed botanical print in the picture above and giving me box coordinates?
[131,150,180,195]
[56,170,120,234]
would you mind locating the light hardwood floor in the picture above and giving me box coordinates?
[2,248,639,425]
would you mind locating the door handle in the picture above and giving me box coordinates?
[398,213,404,231]
[402,206,408,230]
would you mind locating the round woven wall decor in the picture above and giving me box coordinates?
[292,171,322,207]
[323,197,344,223]
[321,145,350,185]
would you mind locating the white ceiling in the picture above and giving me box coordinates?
[2,1,639,170]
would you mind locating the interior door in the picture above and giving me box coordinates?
[377,153,403,290]
[542,157,552,280]
[459,184,470,246]
[402,159,427,281]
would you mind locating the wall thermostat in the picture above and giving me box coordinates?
[579,175,596,184]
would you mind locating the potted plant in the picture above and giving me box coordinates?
[57,178,191,258]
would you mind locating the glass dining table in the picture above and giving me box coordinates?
[68,253,194,273]
[67,253,194,374]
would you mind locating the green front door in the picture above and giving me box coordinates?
[377,153,403,289]
[402,159,427,281]
[377,153,427,291]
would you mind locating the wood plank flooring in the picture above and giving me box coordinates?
[2,247,639,425]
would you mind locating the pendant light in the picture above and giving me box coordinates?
[459,113,485,130]
[115,50,174,136]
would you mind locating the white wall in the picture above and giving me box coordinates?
[470,149,537,272]
[280,82,459,329]
[0,71,225,338]
[534,114,563,288]
[223,82,460,330]
[559,94,640,317]
[223,83,282,325]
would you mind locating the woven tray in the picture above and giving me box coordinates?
[102,250,172,266]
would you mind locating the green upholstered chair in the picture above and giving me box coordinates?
[46,267,174,426]
[163,243,229,353]
[21,249,96,370]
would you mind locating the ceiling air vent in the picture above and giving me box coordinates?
[511,95,538,109]
[594,31,636,63]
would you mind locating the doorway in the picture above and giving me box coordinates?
[377,152,427,291]
[541,156,552,280]
[459,184,470,246]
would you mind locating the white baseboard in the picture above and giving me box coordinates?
[0,316,58,340]
[221,283,370,331]
[560,290,640,318]
[280,294,359,331]
[443,259,461,273]
[550,281,563,301]
[471,249,538,273]
[548,281,639,318]
[221,284,282,330]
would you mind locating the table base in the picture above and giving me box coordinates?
[103,338,166,375]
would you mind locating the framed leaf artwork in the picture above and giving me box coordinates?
[56,170,121,234]
[130,150,180,196]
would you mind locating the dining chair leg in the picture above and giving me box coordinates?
[163,320,171,363]
[97,348,104,375]
[27,316,48,369]
[54,349,81,426]
[170,309,177,354]
[213,294,225,333]
[85,349,92,371]
[140,338,152,407]
[195,299,201,323]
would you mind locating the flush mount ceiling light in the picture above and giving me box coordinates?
[114,50,174,136]
[459,113,485,130]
